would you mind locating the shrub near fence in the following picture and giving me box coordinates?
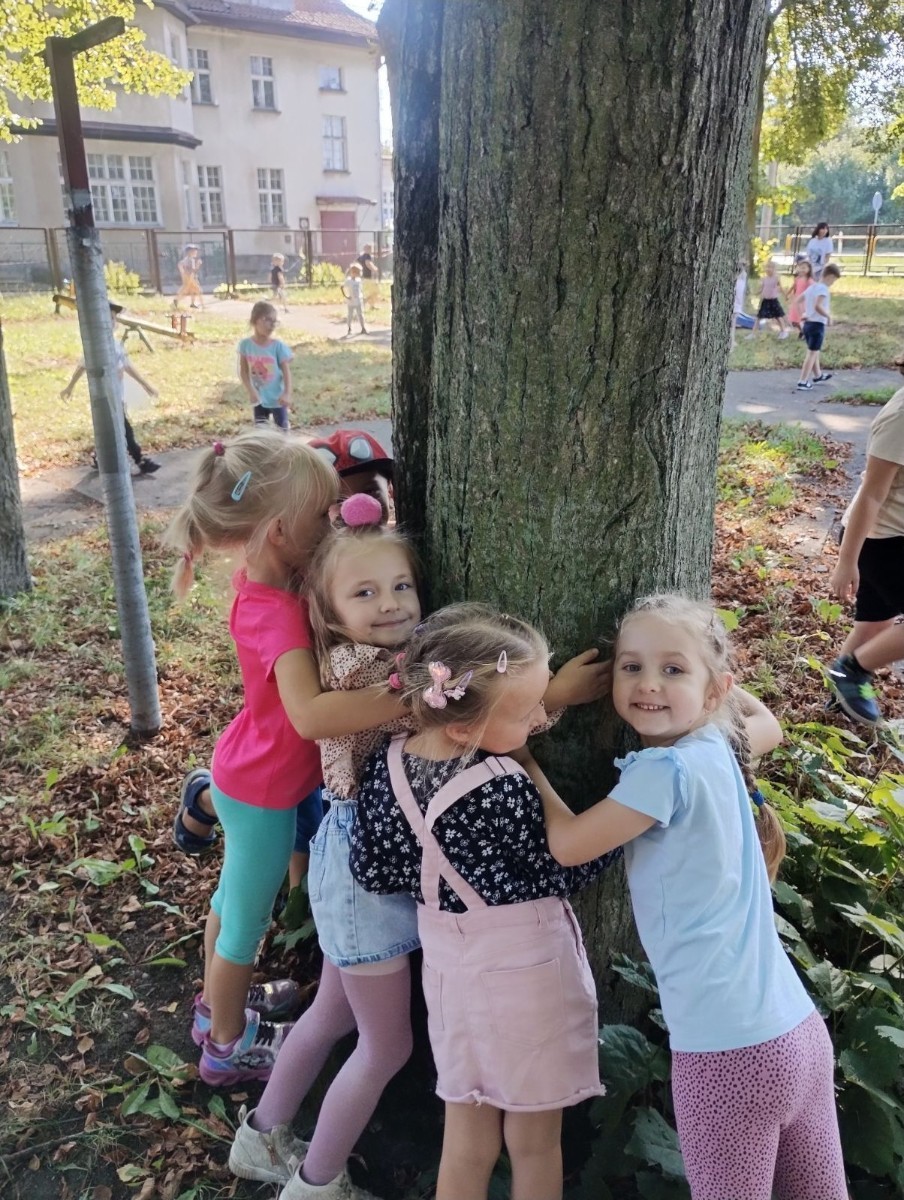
[0,227,394,295]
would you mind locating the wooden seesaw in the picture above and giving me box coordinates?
[52,291,197,351]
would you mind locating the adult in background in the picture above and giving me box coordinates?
[826,354,904,725]
[805,223,834,281]
[175,244,204,310]
[356,243,379,309]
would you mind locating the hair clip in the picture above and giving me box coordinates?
[231,471,252,502]
[412,621,428,636]
[496,651,508,674]
[388,672,402,691]
[751,789,765,809]
[212,440,225,457]
[423,662,473,709]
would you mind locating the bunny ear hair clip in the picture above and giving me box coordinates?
[423,661,474,709]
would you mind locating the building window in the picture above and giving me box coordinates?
[169,31,182,66]
[257,168,285,226]
[319,66,343,91]
[0,150,15,223]
[199,165,225,226]
[251,56,276,110]
[188,48,213,103]
[322,116,348,171]
[87,153,159,225]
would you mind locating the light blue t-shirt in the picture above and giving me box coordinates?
[238,337,293,408]
[611,724,813,1052]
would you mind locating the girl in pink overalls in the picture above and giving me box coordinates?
[351,605,617,1200]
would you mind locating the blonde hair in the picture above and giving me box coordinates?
[396,604,548,743]
[347,263,362,276]
[617,593,786,880]
[164,429,338,597]
[306,522,422,687]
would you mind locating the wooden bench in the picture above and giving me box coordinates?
[52,293,197,350]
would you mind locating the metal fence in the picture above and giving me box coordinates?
[759,223,904,275]
[0,226,394,295]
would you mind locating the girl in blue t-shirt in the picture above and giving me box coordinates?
[525,593,847,1200]
[238,301,293,430]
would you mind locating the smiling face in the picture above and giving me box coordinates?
[328,540,421,648]
[612,614,728,746]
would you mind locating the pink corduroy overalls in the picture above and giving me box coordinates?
[386,735,604,1111]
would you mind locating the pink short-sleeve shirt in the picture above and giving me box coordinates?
[212,571,321,808]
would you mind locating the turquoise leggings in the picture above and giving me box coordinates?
[209,782,297,965]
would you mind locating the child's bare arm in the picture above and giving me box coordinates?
[124,363,158,397]
[281,362,292,406]
[274,647,404,741]
[732,686,782,756]
[60,364,85,398]
[239,357,257,403]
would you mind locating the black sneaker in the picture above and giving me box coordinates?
[812,373,833,384]
[826,655,881,725]
[138,458,161,474]
[796,381,813,391]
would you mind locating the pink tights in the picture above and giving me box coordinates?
[253,958,413,1185]
[672,1011,847,1200]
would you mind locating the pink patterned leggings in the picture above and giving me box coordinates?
[671,1011,847,1200]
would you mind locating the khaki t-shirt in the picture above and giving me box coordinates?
[843,387,904,538]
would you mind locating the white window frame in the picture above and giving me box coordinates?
[188,47,213,104]
[257,168,285,226]
[322,116,348,171]
[0,150,16,223]
[198,165,225,227]
[168,31,182,67]
[319,66,343,91]
[250,56,276,110]
[87,153,159,226]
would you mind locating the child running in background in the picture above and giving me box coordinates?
[175,244,204,310]
[60,303,161,475]
[342,263,367,336]
[239,302,293,429]
[228,520,608,1200]
[271,254,289,312]
[522,594,847,1200]
[797,263,841,391]
[165,432,406,1088]
[787,257,814,335]
[350,604,615,1200]
[748,259,789,339]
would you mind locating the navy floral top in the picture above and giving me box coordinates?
[349,738,619,914]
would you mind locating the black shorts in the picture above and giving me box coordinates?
[846,533,904,622]
[802,320,826,351]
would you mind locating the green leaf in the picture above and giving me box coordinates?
[624,1109,686,1180]
[876,1025,904,1049]
[208,1094,228,1122]
[838,1087,904,1176]
[117,1164,148,1183]
[146,1043,192,1079]
[772,880,815,931]
[609,954,660,996]
[636,1171,691,1200]
[85,933,125,951]
[120,1081,152,1117]
[143,956,187,968]
[839,1050,901,1108]
[157,1086,181,1120]
[599,1025,670,1100]
[101,982,135,1000]
[804,961,852,1013]
[835,905,904,955]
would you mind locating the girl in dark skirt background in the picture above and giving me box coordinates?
[748,259,790,340]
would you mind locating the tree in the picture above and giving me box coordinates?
[0,320,30,598]
[0,1,189,140]
[785,128,904,226]
[381,0,768,1015]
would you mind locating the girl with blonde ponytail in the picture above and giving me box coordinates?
[520,594,847,1200]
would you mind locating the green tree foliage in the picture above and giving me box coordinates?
[754,1,904,216]
[0,1,190,141]
[786,128,904,225]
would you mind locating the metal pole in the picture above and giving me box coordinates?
[45,24,161,737]
[305,229,314,286]
[148,228,163,294]
[226,228,238,296]
[44,226,63,292]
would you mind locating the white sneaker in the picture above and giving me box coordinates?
[229,1105,309,1184]
[778,330,789,339]
[279,1166,382,1200]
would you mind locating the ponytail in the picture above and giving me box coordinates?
[727,704,786,881]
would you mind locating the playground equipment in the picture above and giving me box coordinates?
[52,290,196,349]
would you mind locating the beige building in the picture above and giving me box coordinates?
[3,0,382,286]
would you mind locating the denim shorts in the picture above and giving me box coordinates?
[802,320,826,351]
[308,794,420,968]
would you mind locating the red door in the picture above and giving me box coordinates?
[320,210,356,266]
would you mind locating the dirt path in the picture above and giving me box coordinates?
[18,357,900,543]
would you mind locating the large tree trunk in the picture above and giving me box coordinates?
[386,0,767,1016]
[0,320,30,598]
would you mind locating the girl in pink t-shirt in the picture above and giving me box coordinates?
[165,430,406,1090]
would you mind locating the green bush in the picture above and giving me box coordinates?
[570,720,904,1199]
[311,260,347,286]
[103,259,141,296]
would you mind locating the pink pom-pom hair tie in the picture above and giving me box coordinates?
[340,493,383,528]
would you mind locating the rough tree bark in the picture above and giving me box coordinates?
[0,320,31,599]
[383,0,768,1016]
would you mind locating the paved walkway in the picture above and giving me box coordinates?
[20,362,900,542]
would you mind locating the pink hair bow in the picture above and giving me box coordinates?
[423,661,473,709]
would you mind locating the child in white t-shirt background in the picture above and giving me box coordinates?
[797,263,841,391]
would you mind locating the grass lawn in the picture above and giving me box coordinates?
[2,291,391,474]
[728,273,904,371]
